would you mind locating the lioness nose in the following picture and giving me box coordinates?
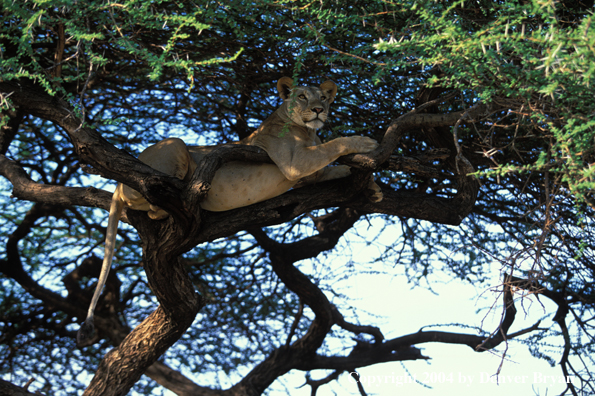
[311,107,324,114]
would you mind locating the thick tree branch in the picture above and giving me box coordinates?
[475,275,517,351]
[0,155,114,211]
[341,104,489,169]
[196,174,473,245]
[195,112,481,240]
[83,305,202,396]
[2,80,481,241]
[82,208,206,396]
[228,242,336,395]
[0,80,189,218]
[144,362,221,396]
[229,210,359,395]
[301,343,426,371]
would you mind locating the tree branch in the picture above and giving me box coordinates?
[144,361,221,396]
[475,274,517,351]
[508,275,579,396]
[0,154,114,211]
[2,80,481,240]
[303,371,341,396]
[331,306,384,344]
[0,80,189,218]
[0,379,45,396]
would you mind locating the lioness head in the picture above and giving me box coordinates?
[277,77,337,130]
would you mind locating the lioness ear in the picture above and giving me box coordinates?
[320,80,337,103]
[277,77,294,100]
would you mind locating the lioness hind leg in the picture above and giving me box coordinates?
[138,138,196,180]
[135,138,197,219]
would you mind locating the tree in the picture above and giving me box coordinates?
[1,0,594,395]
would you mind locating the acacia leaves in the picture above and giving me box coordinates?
[373,0,595,206]
[0,0,241,94]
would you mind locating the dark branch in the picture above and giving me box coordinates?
[0,379,44,396]
[331,306,384,344]
[475,274,517,351]
[0,155,114,211]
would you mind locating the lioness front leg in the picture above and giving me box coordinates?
[268,135,379,182]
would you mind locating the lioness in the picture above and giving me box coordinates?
[77,77,382,343]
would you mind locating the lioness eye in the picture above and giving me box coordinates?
[321,96,326,100]
[298,94,306,99]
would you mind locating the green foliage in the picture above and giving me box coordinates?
[0,0,237,89]
[372,0,595,206]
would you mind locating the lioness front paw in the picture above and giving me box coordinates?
[324,165,352,179]
[349,136,379,153]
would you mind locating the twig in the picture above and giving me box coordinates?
[23,378,35,391]
[409,92,458,115]
[302,371,342,396]
[452,102,484,175]
[323,44,387,66]
[0,91,14,108]
[285,298,304,348]
[73,62,94,133]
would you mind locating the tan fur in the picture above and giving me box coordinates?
[77,78,382,343]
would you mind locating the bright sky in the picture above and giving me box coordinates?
[151,214,569,396]
[276,272,568,396]
[269,216,570,396]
